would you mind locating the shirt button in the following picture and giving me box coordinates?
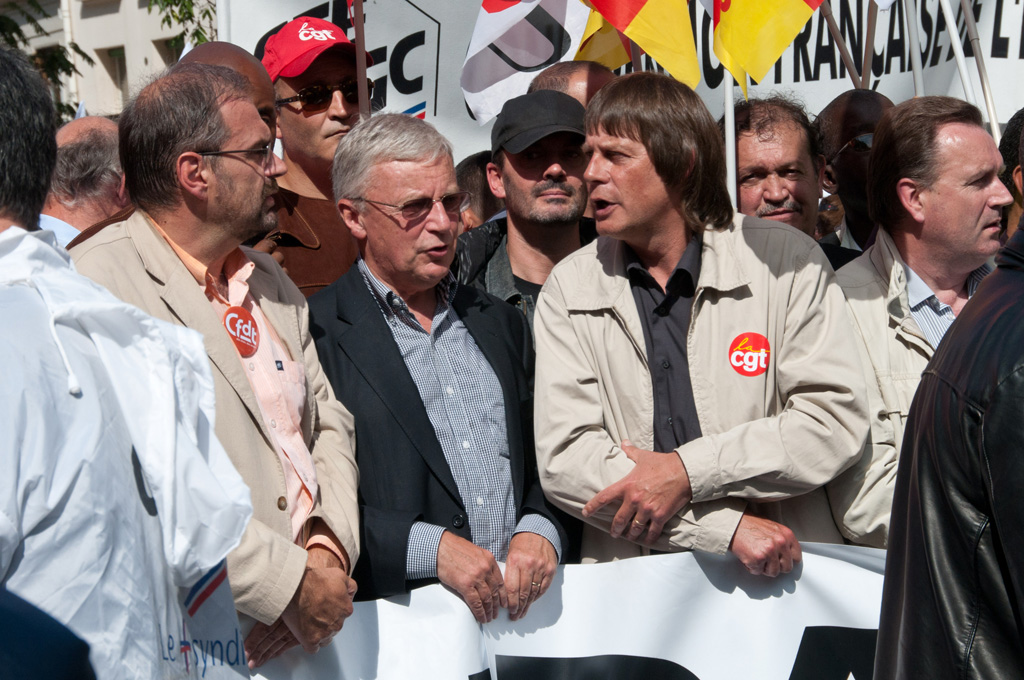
[270,419,277,429]
[446,386,454,395]
[662,360,670,369]
[248,363,255,371]
[462,441,470,449]
[277,496,287,511]
[476,496,484,506]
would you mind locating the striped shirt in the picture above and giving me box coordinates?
[905,262,992,349]
[357,260,560,579]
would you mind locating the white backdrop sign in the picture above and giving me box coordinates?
[252,544,885,680]
[221,0,1024,161]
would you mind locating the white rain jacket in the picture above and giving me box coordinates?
[0,226,252,679]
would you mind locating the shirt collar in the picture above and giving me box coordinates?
[357,257,457,320]
[904,261,993,311]
[624,233,703,291]
[205,248,254,307]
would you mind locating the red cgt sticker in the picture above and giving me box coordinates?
[729,333,770,377]
[224,306,260,357]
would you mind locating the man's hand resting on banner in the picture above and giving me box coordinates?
[437,532,508,624]
[503,531,557,622]
[729,513,802,577]
[244,546,357,669]
[582,440,692,545]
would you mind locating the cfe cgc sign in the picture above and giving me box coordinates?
[220,0,1024,162]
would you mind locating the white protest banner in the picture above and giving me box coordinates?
[252,543,884,679]
[222,0,1024,161]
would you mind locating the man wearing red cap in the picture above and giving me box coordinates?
[259,17,373,296]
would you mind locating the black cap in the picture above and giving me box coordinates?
[491,90,586,155]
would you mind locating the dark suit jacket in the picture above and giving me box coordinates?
[309,267,571,600]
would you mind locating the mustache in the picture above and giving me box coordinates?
[531,179,578,198]
[757,199,802,217]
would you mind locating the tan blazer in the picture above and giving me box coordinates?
[70,210,360,624]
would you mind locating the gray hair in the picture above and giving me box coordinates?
[332,113,453,202]
[50,127,121,206]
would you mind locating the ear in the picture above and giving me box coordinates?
[116,173,131,209]
[486,161,507,200]
[896,177,926,224]
[177,152,208,201]
[1014,164,1022,196]
[337,199,366,241]
[822,163,839,194]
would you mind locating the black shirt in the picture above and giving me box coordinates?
[625,236,703,453]
[512,275,544,301]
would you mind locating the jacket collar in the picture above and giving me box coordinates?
[866,227,931,347]
[565,213,752,314]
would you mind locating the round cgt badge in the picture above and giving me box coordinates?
[729,333,770,377]
[224,306,260,357]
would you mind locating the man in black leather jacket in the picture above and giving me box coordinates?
[875,228,1024,678]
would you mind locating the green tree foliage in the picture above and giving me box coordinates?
[146,0,216,46]
[1,0,94,119]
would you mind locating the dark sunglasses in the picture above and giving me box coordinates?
[358,192,472,222]
[828,133,874,165]
[275,78,375,112]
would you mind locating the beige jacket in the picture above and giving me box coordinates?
[828,229,934,548]
[70,211,360,623]
[534,214,869,562]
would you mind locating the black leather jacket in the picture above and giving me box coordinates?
[875,229,1024,679]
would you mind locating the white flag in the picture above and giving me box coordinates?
[874,0,897,9]
[460,0,590,124]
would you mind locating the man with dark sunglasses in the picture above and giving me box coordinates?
[258,16,374,296]
[816,89,894,252]
[308,113,571,622]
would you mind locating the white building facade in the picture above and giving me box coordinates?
[14,0,184,117]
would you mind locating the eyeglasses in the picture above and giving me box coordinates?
[275,78,375,112]
[198,144,276,168]
[357,191,472,222]
[828,133,874,165]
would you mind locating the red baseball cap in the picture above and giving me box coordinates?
[261,16,373,82]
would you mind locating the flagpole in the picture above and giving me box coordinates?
[724,78,737,210]
[353,0,371,119]
[862,1,878,88]
[902,0,925,96]
[629,40,643,72]
[819,1,863,89]
[936,0,978,106]
[958,0,1001,142]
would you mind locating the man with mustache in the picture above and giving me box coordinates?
[827,97,1011,549]
[455,90,594,333]
[309,113,569,622]
[256,17,372,296]
[730,96,823,238]
[69,63,361,670]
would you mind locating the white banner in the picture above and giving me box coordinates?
[252,543,884,679]
[222,0,1024,162]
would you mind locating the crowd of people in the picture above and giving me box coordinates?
[2,13,1023,679]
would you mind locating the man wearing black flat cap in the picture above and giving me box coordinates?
[454,89,594,334]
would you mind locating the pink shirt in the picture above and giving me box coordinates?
[204,249,318,543]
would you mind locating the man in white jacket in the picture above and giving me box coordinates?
[0,45,251,679]
[534,73,869,574]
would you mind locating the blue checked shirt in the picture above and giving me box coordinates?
[357,260,560,579]
[905,262,991,350]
